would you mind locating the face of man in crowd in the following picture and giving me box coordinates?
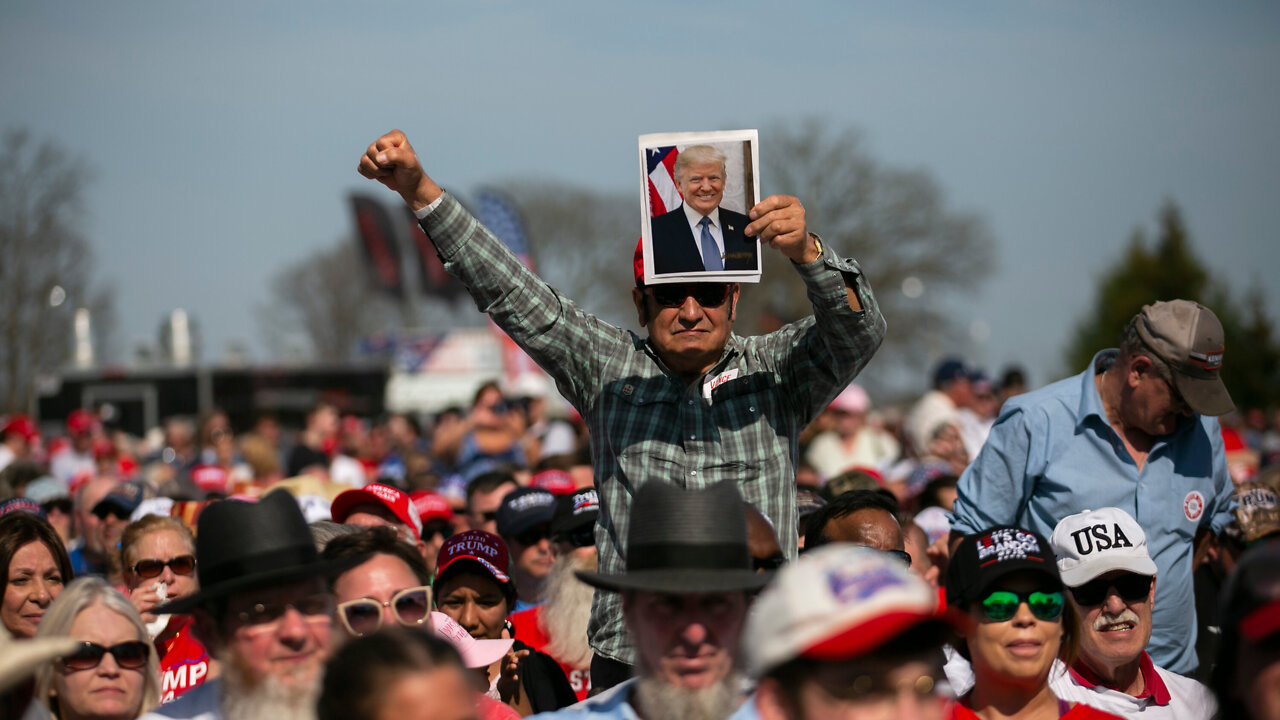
[1121,357,1192,438]
[1071,571,1155,672]
[823,509,904,553]
[633,284,740,381]
[76,477,118,556]
[467,482,516,534]
[506,522,556,586]
[675,161,726,217]
[213,577,334,692]
[625,590,747,690]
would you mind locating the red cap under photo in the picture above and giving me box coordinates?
[409,490,454,525]
[330,483,423,540]
[436,529,510,584]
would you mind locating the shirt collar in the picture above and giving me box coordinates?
[1075,349,1116,431]
[682,202,718,230]
[1068,651,1171,705]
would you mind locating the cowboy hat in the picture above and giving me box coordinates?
[576,480,769,594]
[156,490,365,614]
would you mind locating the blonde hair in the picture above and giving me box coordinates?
[33,576,161,718]
[119,514,195,579]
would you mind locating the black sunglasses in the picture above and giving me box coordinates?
[1069,574,1153,607]
[235,593,334,626]
[886,549,912,567]
[553,528,595,549]
[60,641,150,671]
[649,283,731,308]
[515,526,551,547]
[421,520,454,541]
[131,555,196,579]
[752,554,787,572]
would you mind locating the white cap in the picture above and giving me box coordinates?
[744,545,941,678]
[1049,508,1158,587]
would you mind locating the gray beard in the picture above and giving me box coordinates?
[632,673,743,720]
[540,552,597,669]
[218,647,321,720]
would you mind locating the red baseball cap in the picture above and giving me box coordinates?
[530,469,576,496]
[330,483,423,540]
[1,414,39,442]
[435,530,510,585]
[409,490,454,525]
[66,409,99,436]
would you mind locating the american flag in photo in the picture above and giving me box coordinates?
[647,145,683,217]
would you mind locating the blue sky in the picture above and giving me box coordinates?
[3,2,1277,394]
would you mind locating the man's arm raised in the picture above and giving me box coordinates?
[357,130,443,212]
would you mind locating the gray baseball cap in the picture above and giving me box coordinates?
[1135,299,1234,416]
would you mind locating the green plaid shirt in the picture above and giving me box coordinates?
[420,194,885,663]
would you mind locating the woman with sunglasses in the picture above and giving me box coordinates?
[118,516,211,703]
[32,576,160,720]
[434,530,576,716]
[945,526,1121,720]
[324,527,519,720]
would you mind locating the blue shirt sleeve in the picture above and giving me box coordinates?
[952,405,1041,534]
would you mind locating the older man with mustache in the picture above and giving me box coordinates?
[1048,508,1216,719]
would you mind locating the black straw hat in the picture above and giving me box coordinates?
[576,481,768,594]
[157,490,365,614]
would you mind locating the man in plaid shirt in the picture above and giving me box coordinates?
[359,130,886,687]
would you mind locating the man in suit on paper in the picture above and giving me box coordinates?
[651,144,758,275]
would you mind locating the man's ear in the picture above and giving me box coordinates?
[633,287,649,327]
[754,677,791,720]
[1127,355,1154,387]
[728,284,741,323]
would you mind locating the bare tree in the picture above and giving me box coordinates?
[0,129,115,412]
[752,119,996,382]
[258,239,396,362]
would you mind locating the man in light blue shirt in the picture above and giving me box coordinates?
[952,300,1235,675]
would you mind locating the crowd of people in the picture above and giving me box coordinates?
[0,129,1277,720]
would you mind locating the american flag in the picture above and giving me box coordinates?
[646,145,683,217]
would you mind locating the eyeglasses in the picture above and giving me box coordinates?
[553,528,595,549]
[336,586,432,637]
[1069,574,1152,607]
[234,593,334,628]
[422,520,454,541]
[131,555,196,579]
[649,283,731,308]
[752,554,787,572]
[514,526,551,547]
[59,641,150,672]
[979,589,1065,622]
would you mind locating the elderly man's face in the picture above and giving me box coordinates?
[633,283,739,381]
[676,161,726,217]
[216,577,334,692]
[625,590,747,690]
[1121,358,1192,438]
[1070,571,1155,671]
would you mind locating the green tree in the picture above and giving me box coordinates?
[1065,200,1279,408]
